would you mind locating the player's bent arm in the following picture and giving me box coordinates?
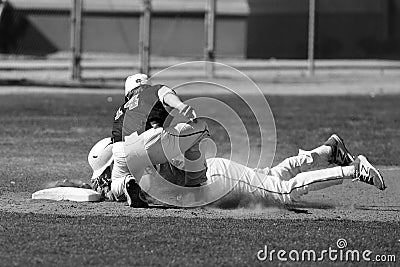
[159,86,183,108]
[160,86,197,120]
[158,86,175,104]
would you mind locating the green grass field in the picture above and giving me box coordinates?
[1,212,398,266]
[0,91,399,266]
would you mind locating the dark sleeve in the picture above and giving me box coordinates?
[111,104,126,143]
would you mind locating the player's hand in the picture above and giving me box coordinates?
[177,104,197,122]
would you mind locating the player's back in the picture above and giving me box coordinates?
[112,84,170,142]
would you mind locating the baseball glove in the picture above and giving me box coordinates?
[91,166,113,200]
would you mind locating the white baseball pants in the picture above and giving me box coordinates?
[207,149,348,205]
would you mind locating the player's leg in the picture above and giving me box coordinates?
[123,120,209,184]
[121,121,209,206]
[267,150,318,181]
[204,158,339,205]
[200,157,345,206]
[174,120,210,186]
[110,141,148,207]
[267,134,354,180]
[148,119,210,186]
[206,154,385,206]
[161,157,348,206]
[268,166,349,203]
[252,155,385,204]
[109,141,130,200]
[205,158,264,207]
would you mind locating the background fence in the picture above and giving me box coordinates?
[0,0,399,81]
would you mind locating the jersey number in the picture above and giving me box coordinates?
[114,109,123,120]
[124,94,139,110]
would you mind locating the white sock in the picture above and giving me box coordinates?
[341,166,355,179]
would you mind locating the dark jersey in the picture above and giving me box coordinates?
[111,84,172,143]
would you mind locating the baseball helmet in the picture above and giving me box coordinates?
[125,73,149,96]
[88,137,114,179]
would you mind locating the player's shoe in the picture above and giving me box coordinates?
[124,178,149,208]
[324,134,354,166]
[352,155,386,190]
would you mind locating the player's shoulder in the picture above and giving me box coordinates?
[146,84,165,90]
[138,84,166,95]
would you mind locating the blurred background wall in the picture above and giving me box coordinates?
[0,0,248,57]
[0,0,399,59]
[247,0,400,59]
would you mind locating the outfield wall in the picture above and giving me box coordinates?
[1,0,400,59]
[0,0,248,57]
[247,0,400,59]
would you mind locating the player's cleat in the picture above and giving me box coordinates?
[324,134,354,166]
[125,178,149,208]
[352,155,386,190]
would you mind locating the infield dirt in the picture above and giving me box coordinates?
[0,87,399,266]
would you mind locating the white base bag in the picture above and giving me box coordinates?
[32,187,102,202]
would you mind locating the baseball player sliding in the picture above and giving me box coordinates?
[88,132,386,208]
[94,73,209,207]
[88,72,385,207]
